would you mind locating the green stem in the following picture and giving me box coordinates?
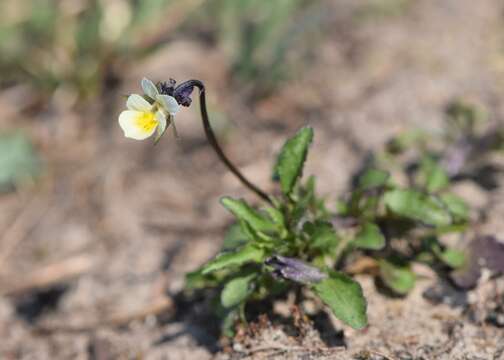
[333,232,353,267]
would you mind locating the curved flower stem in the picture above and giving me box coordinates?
[175,80,272,204]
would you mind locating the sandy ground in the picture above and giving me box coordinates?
[1,0,504,359]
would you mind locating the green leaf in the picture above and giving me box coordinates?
[415,251,435,264]
[221,197,275,233]
[312,271,367,329]
[439,193,469,223]
[220,307,239,338]
[353,222,385,250]
[201,244,265,275]
[358,169,390,190]
[335,200,349,216]
[0,132,40,191]
[379,260,415,295]
[264,206,285,227]
[222,223,248,250]
[304,221,339,251]
[299,175,317,206]
[425,237,467,269]
[384,189,452,227]
[185,269,218,289]
[221,273,256,308]
[418,156,449,193]
[274,126,314,195]
[438,248,466,269]
[385,129,428,154]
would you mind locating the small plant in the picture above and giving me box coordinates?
[118,78,477,336]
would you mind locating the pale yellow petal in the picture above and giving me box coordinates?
[119,110,158,140]
[126,94,152,112]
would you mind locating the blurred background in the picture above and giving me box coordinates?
[1,0,504,358]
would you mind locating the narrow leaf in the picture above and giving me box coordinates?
[264,206,285,227]
[384,189,452,227]
[201,244,265,275]
[274,127,314,195]
[221,197,275,233]
[353,222,385,250]
[312,271,368,329]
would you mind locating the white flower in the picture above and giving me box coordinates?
[141,77,180,116]
[118,78,180,142]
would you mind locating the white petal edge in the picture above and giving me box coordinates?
[156,94,180,116]
[141,77,159,100]
[126,94,152,112]
[154,110,168,143]
[118,110,157,140]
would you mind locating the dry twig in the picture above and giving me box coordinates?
[0,254,95,296]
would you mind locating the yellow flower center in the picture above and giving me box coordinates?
[136,111,158,133]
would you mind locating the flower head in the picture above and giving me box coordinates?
[119,77,180,142]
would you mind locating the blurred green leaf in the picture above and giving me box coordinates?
[446,99,488,135]
[202,244,265,275]
[264,206,285,227]
[221,273,256,308]
[185,269,218,290]
[212,0,309,92]
[304,221,339,251]
[355,0,411,21]
[385,129,428,154]
[384,189,452,227]
[274,126,313,195]
[220,307,239,338]
[379,260,415,295]
[312,271,367,329]
[130,0,172,27]
[358,169,389,190]
[439,193,469,223]
[425,236,467,269]
[222,223,248,250]
[28,0,57,37]
[418,156,449,193]
[438,248,466,269]
[415,251,435,264]
[0,132,40,191]
[75,1,102,54]
[353,222,385,250]
[221,197,276,233]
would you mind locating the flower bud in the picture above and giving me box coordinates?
[265,255,327,284]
